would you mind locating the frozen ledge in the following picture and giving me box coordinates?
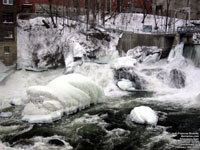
[22,73,105,123]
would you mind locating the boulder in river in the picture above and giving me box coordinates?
[114,67,146,90]
[169,69,186,89]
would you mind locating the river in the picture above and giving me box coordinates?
[0,44,200,150]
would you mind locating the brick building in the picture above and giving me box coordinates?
[17,0,152,15]
[153,0,200,20]
[0,0,17,66]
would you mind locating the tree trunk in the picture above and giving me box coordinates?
[165,0,171,32]
[141,0,147,24]
[48,0,57,28]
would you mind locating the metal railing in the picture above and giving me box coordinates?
[177,26,200,34]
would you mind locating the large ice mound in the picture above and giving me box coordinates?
[130,106,158,126]
[22,73,105,123]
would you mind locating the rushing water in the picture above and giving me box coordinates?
[1,44,200,150]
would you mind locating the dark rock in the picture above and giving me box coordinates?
[25,68,48,72]
[72,124,106,150]
[169,69,186,88]
[114,67,146,89]
[156,71,168,81]
[114,68,133,81]
[48,139,65,146]
[88,32,111,42]
[2,125,65,144]
[42,46,65,69]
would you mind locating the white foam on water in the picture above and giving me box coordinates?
[74,62,128,97]
[5,135,73,150]
[120,43,200,108]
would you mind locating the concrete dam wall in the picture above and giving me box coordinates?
[117,32,176,58]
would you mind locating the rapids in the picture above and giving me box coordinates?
[1,43,200,149]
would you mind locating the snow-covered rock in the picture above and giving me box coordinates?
[127,46,162,63]
[117,79,135,91]
[22,73,105,123]
[114,67,146,90]
[130,106,158,126]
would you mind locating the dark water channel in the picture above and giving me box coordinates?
[0,91,200,150]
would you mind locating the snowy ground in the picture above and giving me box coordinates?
[0,62,15,83]
[105,13,186,33]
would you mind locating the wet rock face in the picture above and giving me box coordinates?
[48,139,65,146]
[114,67,146,90]
[169,69,186,89]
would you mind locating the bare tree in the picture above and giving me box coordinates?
[141,0,147,24]
[186,0,190,25]
[38,0,58,28]
[165,0,171,32]
[152,1,159,30]
[85,0,90,30]
[48,0,57,28]
[91,0,98,27]
[101,0,106,25]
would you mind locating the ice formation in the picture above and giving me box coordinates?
[22,73,105,123]
[167,42,185,64]
[130,106,158,126]
[126,46,162,63]
[117,79,135,91]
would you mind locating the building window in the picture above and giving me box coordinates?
[2,13,14,23]
[3,0,13,5]
[4,46,10,54]
[3,30,14,39]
